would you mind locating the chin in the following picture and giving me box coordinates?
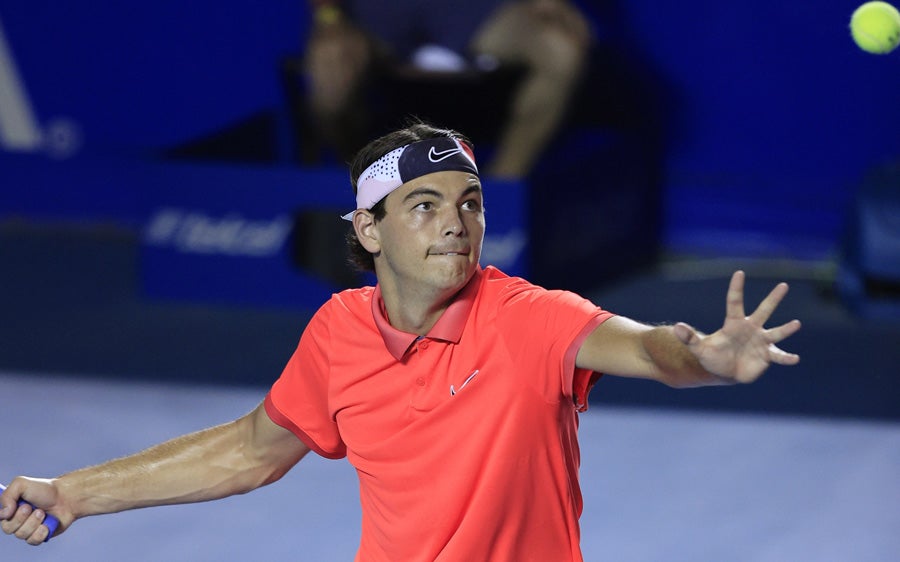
[435,262,474,288]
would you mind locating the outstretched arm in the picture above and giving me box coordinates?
[576,271,801,388]
[1,401,310,545]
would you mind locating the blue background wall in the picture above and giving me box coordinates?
[0,1,300,155]
[615,1,900,257]
[3,1,898,259]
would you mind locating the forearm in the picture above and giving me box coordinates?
[640,326,730,388]
[57,408,296,519]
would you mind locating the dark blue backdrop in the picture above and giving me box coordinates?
[2,0,898,257]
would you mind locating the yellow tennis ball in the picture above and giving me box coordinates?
[850,1,900,54]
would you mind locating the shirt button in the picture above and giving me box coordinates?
[419,340,429,350]
[416,377,426,386]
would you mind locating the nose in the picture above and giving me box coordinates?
[443,207,466,237]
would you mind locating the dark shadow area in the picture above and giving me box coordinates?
[0,223,311,388]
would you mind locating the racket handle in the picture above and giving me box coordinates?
[0,483,59,542]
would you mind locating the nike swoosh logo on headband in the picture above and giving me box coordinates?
[428,146,463,162]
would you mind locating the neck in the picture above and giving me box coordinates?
[378,281,458,335]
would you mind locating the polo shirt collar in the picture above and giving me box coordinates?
[372,266,482,360]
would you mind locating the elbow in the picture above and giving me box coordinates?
[233,414,309,492]
[228,446,295,495]
[256,463,295,489]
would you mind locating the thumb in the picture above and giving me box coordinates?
[0,488,16,520]
[673,322,699,346]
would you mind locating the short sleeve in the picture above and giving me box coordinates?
[265,302,347,459]
[567,314,610,412]
[493,278,614,412]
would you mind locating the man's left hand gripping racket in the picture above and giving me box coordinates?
[0,483,60,541]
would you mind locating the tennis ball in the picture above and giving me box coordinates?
[850,2,900,54]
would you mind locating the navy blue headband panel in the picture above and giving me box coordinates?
[396,136,478,182]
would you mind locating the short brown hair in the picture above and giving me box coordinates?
[345,120,472,272]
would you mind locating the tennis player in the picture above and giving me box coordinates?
[1,122,801,559]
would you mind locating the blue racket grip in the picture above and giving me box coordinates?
[0,483,59,541]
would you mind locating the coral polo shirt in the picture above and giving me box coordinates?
[265,266,613,561]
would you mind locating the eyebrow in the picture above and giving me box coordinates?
[402,183,483,204]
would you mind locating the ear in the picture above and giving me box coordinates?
[352,210,381,254]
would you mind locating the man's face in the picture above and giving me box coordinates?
[366,170,484,300]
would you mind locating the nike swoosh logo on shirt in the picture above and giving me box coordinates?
[450,370,480,396]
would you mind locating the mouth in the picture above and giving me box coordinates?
[429,250,470,257]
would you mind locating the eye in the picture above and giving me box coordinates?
[414,201,434,211]
[461,199,482,212]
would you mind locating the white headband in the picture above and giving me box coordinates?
[342,136,478,220]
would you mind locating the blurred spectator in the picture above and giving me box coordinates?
[303,0,591,179]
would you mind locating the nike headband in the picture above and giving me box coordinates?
[341,136,478,221]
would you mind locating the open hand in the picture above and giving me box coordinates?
[673,271,801,383]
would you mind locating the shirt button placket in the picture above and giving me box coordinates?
[415,340,428,388]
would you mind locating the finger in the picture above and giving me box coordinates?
[749,281,790,325]
[765,319,802,343]
[9,504,50,545]
[767,344,800,365]
[0,495,13,520]
[26,514,50,546]
[2,501,31,536]
[725,270,746,319]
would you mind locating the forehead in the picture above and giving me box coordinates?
[387,171,482,202]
